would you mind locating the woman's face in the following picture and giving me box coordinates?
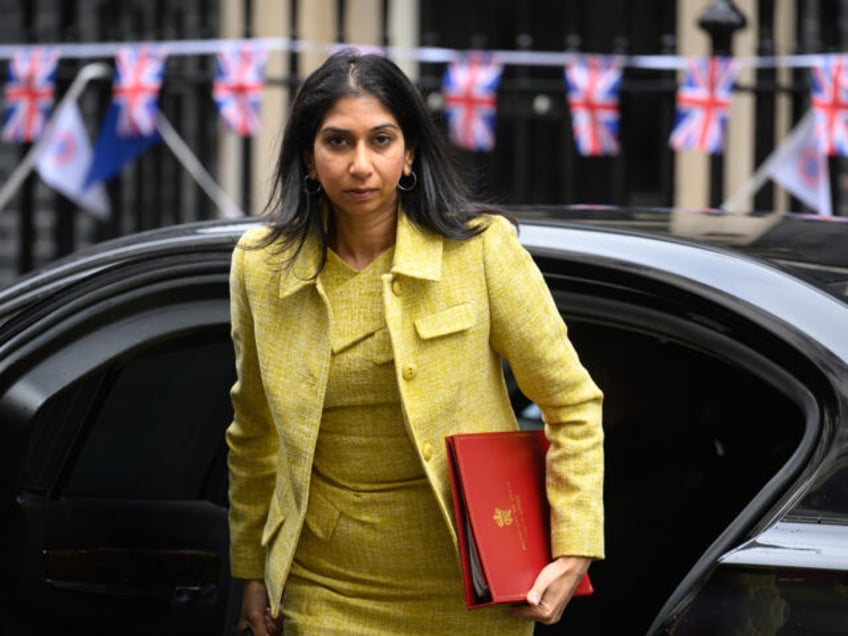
[306,94,414,224]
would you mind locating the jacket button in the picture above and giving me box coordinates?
[421,442,433,461]
[391,278,404,296]
[402,362,417,380]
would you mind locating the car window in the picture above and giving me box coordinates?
[17,330,234,505]
[60,335,235,501]
[515,317,809,635]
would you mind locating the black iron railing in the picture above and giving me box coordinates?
[0,0,842,285]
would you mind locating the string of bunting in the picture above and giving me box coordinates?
[0,36,833,68]
[1,37,846,218]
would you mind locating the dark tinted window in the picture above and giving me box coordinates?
[54,334,235,502]
[673,563,848,635]
[521,321,807,636]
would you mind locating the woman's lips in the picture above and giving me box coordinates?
[345,188,375,200]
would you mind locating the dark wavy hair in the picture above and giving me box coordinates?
[258,50,505,272]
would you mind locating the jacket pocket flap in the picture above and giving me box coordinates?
[414,304,476,340]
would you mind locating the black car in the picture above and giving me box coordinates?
[1,207,847,635]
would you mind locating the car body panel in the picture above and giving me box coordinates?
[0,206,847,635]
[721,522,848,571]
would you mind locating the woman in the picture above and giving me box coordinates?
[227,50,604,636]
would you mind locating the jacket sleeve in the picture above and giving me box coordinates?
[483,216,605,560]
[226,235,279,579]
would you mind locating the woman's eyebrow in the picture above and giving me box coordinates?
[319,123,400,134]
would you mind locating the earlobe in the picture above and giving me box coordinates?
[303,153,315,178]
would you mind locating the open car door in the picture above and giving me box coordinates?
[0,259,239,636]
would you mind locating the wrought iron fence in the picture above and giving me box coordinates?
[0,0,226,285]
[0,0,842,287]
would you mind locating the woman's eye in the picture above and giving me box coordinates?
[374,134,393,146]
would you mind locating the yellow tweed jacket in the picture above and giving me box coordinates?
[226,212,604,609]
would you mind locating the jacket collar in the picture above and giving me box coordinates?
[277,227,324,300]
[390,209,443,282]
[277,207,444,299]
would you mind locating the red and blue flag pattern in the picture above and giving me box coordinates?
[810,55,848,156]
[669,56,737,154]
[112,45,167,138]
[213,42,268,137]
[2,47,59,143]
[442,53,503,151]
[564,56,622,156]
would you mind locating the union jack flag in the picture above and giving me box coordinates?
[111,45,167,138]
[442,53,503,151]
[810,55,848,156]
[2,47,59,143]
[564,56,622,156]
[212,42,268,137]
[669,56,738,154]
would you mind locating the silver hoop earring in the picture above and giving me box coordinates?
[397,171,417,192]
[303,176,322,195]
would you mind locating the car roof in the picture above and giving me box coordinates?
[0,219,254,329]
[512,206,848,297]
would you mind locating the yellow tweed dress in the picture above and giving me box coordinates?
[282,248,531,635]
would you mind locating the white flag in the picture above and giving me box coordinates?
[766,110,832,216]
[34,100,110,219]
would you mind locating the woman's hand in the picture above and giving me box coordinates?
[510,555,591,625]
[236,579,281,636]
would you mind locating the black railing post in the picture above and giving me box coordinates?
[53,0,77,259]
[336,0,346,44]
[753,0,775,212]
[417,0,442,161]
[196,0,215,221]
[151,0,167,229]
[242,0,253,214]
[697,0,746,208]
[170,4,186,224]
[512,25,531,203]
[288,0,300,95]
[562,4,582,204]
[17,1,36,275]
[611,0,629,206]
[658,6,677,208]
[94,0,120,241]
[837,0,848,214]
[794,0,823,214]
[130,7,145,233]
[380,0,390,49]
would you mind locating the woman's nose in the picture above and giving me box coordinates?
[350,144,372,175]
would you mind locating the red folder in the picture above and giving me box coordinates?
[446,429,594,609]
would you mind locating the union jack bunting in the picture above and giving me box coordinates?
[810,55,848,156]
[564,56,622,156]
[111,45,167,138]
[212,42,268,137]
[2,47,60,143]
[669,56,738,154]
[442,53,503,151]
